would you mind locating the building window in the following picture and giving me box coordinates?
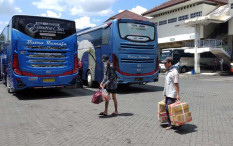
[231,4,233,9]
[190,11,202,18]
[168,18,177,23]
[178,15,189,21]
[159,20,167,25]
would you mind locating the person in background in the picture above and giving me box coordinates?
[99,55,118,117]
[77,58,83,88]
[212,57,218,72]
[219,57,224,72]
[162,57,180,130]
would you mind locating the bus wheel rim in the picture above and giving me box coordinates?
[87,74,92,83]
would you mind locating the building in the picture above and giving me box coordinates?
[105,10,149,22]
[143,0,233,72]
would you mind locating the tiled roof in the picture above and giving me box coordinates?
[142,0,228,16]
[105,10,149,22]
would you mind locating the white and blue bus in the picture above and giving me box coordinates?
[0,15,78,92]
[77,19,159,87]
[159,48,216,73]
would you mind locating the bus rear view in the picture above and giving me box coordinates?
[0,15,78,92]
[114,19,159,84]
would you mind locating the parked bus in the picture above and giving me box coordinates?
[159,48,215,73]
[77,19,159,87]
[0,15,78,92]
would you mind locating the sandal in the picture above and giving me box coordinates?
[99,112,107,116]
[110,113,118,117]
[166,126,172,130]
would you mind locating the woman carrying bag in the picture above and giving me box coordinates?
[99,55,118,117]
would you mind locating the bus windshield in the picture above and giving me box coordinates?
[118,23,155,42]
[12,16,76,40]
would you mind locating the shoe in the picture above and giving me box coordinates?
[166,126,172,130]
[110,113,118,117]
[99,112,107,116]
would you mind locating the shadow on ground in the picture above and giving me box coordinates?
[117,84,164,94]
[160,123,197,134]
[174,124,197,134]
[14,87,95,100]
[99,113,134,118]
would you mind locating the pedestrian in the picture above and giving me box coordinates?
[99,55,118,117]
[219,57,224,72]
[212,57,218,72]
[77,58,83,88]
[162,57,180,130]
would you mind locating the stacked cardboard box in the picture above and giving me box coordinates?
[158,100,168,123]
[168,102,192,126]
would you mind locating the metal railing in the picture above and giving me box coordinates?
[199,39,232,56]
[185,39,232,56]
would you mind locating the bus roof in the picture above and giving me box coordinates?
[12,15,75,23]
[76,23,110,36]
[77,18,155,36]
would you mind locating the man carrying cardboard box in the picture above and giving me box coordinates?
[162,57,180,130]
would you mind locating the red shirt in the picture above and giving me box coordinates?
[78,61,83,70]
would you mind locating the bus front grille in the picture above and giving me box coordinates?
[30,64,65,67]
[121,59,155,63]
[26,46,67,50]
[120,43,154,49]
[26,51,68,68]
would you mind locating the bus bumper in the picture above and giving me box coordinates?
[12,72,79,90]
[116,71,159,84]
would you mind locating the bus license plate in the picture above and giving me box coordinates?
[43,78,55,82]
[135,78,143,81]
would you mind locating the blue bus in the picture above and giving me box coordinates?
[0,15,78,93]
[77,18,159,87]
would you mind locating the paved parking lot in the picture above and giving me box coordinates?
[0,75,233,146]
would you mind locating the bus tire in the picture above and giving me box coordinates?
[87,70,94,88]
[181,66,187,73]
[6,76,15,93]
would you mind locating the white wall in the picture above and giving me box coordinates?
[229,0,233,35]
[149,3,217,44]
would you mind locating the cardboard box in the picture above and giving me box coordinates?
[158,112,168,123]
[158,100,166,113]
[171,112,192,126]
[168,102,189,116]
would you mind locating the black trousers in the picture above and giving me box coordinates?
[165,97,177,126]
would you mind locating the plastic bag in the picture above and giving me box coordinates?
[102,88,111,101]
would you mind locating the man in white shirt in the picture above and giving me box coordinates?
[162,57,180,130]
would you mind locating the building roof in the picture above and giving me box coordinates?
[142,0,228,16]
[105,10,149,22]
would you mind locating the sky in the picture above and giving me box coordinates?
[0,0,168,32]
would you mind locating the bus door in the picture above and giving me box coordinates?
[173,50,181,65]
[97,27,111,82]
[94,45,104,83]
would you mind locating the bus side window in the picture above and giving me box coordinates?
[102,27,111,45]
[83,29,102,47]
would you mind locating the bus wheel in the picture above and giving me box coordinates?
[6,76,15,93]
[87,70,94,88]
[181,66,187,73]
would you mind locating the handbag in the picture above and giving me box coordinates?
[91,88,103,104]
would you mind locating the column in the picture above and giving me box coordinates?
[194,24,201,73]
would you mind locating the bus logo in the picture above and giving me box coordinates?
[137,69,141,72]
[46,70,51,74]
